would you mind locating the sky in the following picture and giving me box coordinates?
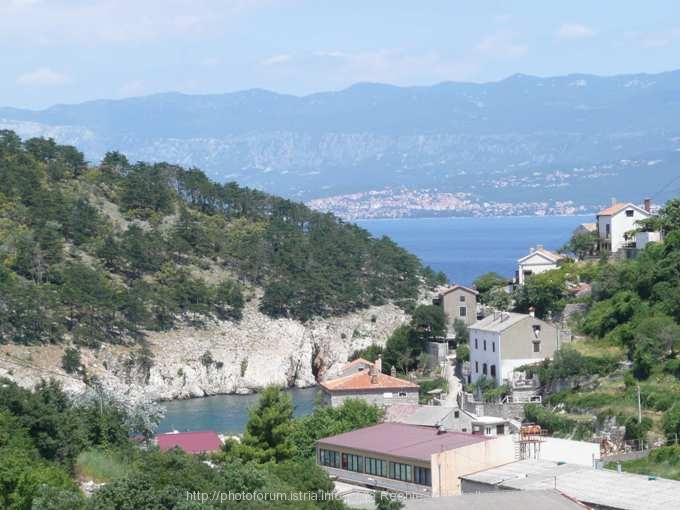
[2,0,679,109]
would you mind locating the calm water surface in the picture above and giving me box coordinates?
[357,215,589,286]
[158,387,318,434]
[158,215,587,432]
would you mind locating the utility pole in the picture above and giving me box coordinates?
[637,384,642,424]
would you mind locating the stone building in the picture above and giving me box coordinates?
[319,358,419,408]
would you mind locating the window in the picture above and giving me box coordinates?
[533,341,541,353]
[483,340,487,351]
[459,306,467,317]
[398,391,407,397]
[482,363,487,375]
[459,295,466,302]
[492,342,495,352]
[532,325,541,338]
[414,466,432,486]
[490,365,496,378]
[475,361,479,373]
[485,426,493,436]
[454,410,460,418]
[390,462,412,482]
[606,224,611,238]
[319,449,340,468]
[626,209,634,217]
[342,453,363,472]
[365,457,388,478]
[474,338,478,349]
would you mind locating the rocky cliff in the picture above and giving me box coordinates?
[0,300,408,401]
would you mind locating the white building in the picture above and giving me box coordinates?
[516,245,563,285]
[596,200,652,253]
[468,311,561,385]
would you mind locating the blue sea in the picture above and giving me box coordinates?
[158,214,588,433]
[357,215,589,286]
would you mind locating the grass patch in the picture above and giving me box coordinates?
[607,445,680,481]
[76,448,134,483]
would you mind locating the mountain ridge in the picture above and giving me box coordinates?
[1,69,679,205]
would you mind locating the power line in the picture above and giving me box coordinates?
[648,174,680,200]
[0,352,84,384]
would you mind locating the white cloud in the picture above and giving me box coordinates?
[262,53,292,66]
[623,28,679,49]
[557,23,595,39]
[119,80,146,97]
[310,49,479,84]
[0,0,270,45]
[476,32,528,58]
[16,67,69,86]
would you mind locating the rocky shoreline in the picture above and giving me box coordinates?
[0,300,409,404]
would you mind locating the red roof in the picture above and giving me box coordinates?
[156,431,222,454]
[317,423,489,462]
[596,203,629,216]
[320,371,418,392]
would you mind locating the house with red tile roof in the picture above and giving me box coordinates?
[596,200,652,253]
[338,357,374,378]
[320,358,419,408]
[316,422,515,495]
[155,430,223,454]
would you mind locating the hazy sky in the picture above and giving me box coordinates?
[2,0,679,109]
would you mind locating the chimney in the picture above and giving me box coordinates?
[390,365,396,377]
[369,360,379,384]
[536,244,544,250]
[644,198,651,213]
[529,306,535,318]
[611,197,617,206]
[375,356,382,374]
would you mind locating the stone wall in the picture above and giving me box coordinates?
[326,388,419,408]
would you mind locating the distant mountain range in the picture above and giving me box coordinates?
[2,70,680,215]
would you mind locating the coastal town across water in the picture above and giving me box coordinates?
[156,197,677,509]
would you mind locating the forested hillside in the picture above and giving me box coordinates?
[0,130,444,346]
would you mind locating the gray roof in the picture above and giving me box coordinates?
[390,406,456,427]
[469,312,529,333]
[460,459,680,510]
[403,490,584,510]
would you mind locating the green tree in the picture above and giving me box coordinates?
[289,399,382,459]
[382,326,415,373]
[410,304,446,341]
[562,230,598,260]
[452,318,468,342]
[513,269,567,319]
[662,403,680,441]
[473,272,507,304]
[632,315,680,379]
[238,386,295,463]
[61,348,82,375]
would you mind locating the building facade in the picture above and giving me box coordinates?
[596,201,651,253]
[516,245,563,285]
[316,423,515,496]
[468,312,561,385]
[320,359,419,408]
[433,284,478,328]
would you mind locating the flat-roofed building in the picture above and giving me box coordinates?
[460,459,680,510]
[316,422,515,496]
